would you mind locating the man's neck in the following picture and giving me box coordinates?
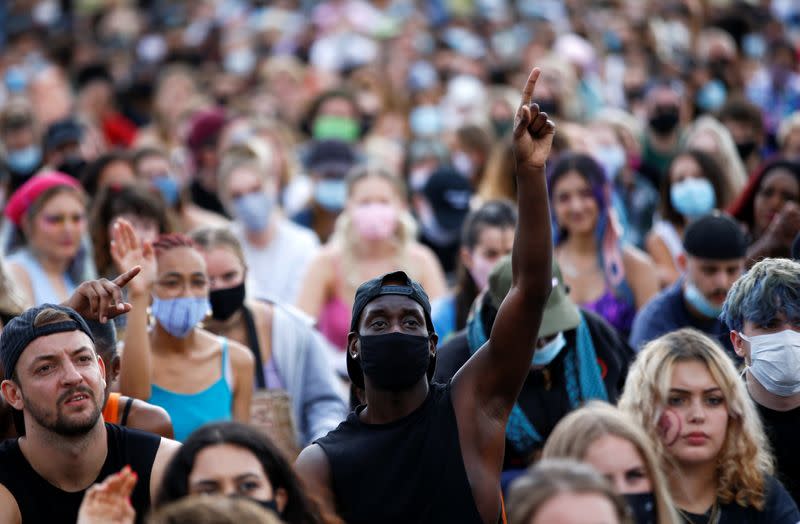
[360,379,429,425]
[669,460,718,514]
[19,420,107,492]
[746,370,800,412]
[244,218,277,249]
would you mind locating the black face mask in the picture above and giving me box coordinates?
[57,155,87,179]
[648,107,680,136]
[209,282,246,321]
[358,332,430,391]
[735,140,757,161]
[624,492,657,524]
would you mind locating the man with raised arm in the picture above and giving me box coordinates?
[295,66,555,524]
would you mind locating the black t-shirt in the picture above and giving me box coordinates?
[757,402,800,506]
[678,475,799,523]
[315,382,484,524]
[0,423,161,523]
[433,309,634,468]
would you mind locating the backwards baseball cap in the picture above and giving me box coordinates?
[488,256,581,339]
[683,212,747,260]
[347,271,435,388]
[1,304,95,380]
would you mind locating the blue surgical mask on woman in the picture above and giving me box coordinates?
[151,296,210,338]
[6,145,41,174]
[233,192,274,232]
[670,178,716,218]
[153,176,180,207]
[532,332,566,366]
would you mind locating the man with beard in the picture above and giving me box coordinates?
[0,304,180,523]
[295,67,555,524]
[630,212,747,357]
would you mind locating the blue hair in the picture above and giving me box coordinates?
[721,258,800,332]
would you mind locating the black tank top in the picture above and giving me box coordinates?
[315,382,484,524]
[0,423,160,523]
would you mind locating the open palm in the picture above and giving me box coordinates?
[110,219,156,296]
[513,67,556,170]
[77,466,137,524]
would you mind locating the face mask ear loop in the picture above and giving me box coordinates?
[737,332,750,379]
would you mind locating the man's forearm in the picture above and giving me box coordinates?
[512,163,553,300]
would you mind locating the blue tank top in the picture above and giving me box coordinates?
[149,338,233,442]
[7,249,76,305]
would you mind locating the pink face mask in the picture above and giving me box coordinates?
[352,202,399,241]
[468,253,496,291]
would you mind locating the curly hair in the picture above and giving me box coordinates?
[619,329,773,510]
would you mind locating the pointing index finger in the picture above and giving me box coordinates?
[520,67,541,107]
[113,266,142,289]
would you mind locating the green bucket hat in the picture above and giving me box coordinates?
[487,255,581,338]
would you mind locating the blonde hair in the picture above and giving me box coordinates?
[217,137,275,212]
[330,165,419,289]
[148,495,281,524]
[507,458,633,524]
[682,116,747,206]
[477,138,516,203]
[619,328,773,510]
[543,402,680,524]
[0,258,26,316]
[190,227,247,270]
[777,111,800,148]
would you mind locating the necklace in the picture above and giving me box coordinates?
[677,500,720,524]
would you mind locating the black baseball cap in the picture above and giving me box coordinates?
[422,167,472,230]
[306,139,357,177]
[683,212,747,260]
[43,118,83,153]
[1,304,95,380]
[347,271,436,388]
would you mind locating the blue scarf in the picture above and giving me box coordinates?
[466,299,608,454]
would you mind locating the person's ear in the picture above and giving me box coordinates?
[428,332,438,356]
[1,380,24,410]
[347,331,360,359]
[96,353,107,387]
[111,355,121,383]
[275,487,289,513]
[459,247,473,271]
[677,253,688,273]
[730,330,749,362]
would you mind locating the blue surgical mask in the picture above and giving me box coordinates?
[6,145,42,174]
[594,145,626,181]
[670,178,716,218]
[683,281,723,319]
[696,79,727,112]
[532,332,566,366]
[409,105,443,137]
[233,192,274,232]
[153,176,180,207]
[314,179,347,212]
[151,296,210,338]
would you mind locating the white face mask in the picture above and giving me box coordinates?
[741,329,800,397]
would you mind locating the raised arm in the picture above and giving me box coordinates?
[111,219,158,401]
[454,67,554,419]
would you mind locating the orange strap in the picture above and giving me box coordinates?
[500,492,507,524]
[102,392,120,424]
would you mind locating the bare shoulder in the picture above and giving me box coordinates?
[150,437,182,501]
[127,399,174,440]
[0,483,21,524]
[226,338,255,370]
[295,443,331,483]
[622,245,655,272]
[408,242,439,264]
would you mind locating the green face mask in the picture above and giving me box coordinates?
[312,115,360,142]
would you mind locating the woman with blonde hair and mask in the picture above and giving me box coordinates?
[297,165,447,354]
[619,328,799,523]
[543,401,680,524]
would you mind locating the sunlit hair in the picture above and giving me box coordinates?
[477,138,516,202]
[190,227,247,271]
[0,258,26,315]
[507,458,632,524]
[149,495,281,524]
[619,328,773,509]
[542,402,679,524]
[682,116,746,206]
[217,137,275,212]
[721,258,800,333]
[331,165,419,289]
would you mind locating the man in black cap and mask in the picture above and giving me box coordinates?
[296,66,556,524]
[630,212,748,355]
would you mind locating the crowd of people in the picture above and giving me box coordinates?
[0,0,799,523]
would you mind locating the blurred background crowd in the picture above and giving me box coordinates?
[0,0,800,522]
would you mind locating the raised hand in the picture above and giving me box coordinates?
[64,267,141,324]
[513,67,556,170]
[110,219,157,296]
[76,466,137,524]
